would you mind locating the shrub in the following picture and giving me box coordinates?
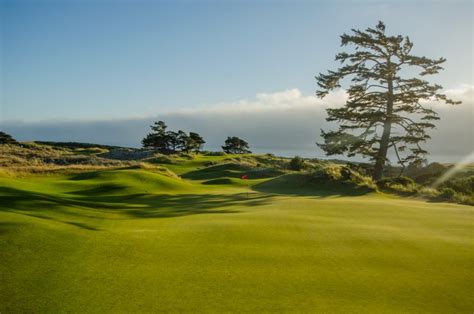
[0,131,18,145]
[178,152,195,159]
[417,187,439,198]
[377,176,415,190]
[144,154,175,164]
[441,176,474,195]
[405,162,448,184]
[312,165,375,190]
[289,156,305,171]
[438,187,457,200]
[202,151,226,156]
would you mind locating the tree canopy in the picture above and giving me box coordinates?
[316,21,460,180]
[142,121,205,154]
[0,131,18,145]
[222,136,251,154]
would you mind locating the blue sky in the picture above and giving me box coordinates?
[1,0,473,121]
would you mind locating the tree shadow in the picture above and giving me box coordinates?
[182,163,250,180]
[252,173,374,197]
[183,163,285,181]
[126,193,273,218]
[0,187,133,211]
[0,222,24,235]
[68,184,128,196]
[0,186,274,223]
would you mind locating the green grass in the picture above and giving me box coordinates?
[1,156,473,313]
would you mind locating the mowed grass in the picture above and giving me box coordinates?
[1,158,473,313]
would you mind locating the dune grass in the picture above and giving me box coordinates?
[1,156,473,313]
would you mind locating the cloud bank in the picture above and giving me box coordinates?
[1,85,472,162]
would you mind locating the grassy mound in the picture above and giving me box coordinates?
[254,165,375,196]
[1,166,473,313]
[254,173,374,196]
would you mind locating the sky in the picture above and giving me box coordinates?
[1,0,473,161]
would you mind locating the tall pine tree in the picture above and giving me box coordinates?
[316,21,460,180]
[142,121,170,153]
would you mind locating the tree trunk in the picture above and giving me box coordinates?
[373,119,392,181]
[373,75,394,181]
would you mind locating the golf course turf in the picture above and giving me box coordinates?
[1,157,473,313]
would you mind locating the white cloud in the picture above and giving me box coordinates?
[174,88,347,114]
[2,85,472,162]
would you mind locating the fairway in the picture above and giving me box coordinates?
[1,160,473,313]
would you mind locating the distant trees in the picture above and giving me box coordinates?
[0,131,18,145]
[316,21,460,181]
[289,156,305,171]
[188,132,206,152]
[142,121,205,154]
[142,121,169,152]
[222,136,251,154]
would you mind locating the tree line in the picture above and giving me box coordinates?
[142,121,251,154]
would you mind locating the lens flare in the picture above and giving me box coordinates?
[432,152,474,188]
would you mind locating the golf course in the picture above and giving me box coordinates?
[1,153,473,313]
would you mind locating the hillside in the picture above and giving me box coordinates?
[1,143,473,313]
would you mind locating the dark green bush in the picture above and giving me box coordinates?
[438,187,457,200]
[377,176,415,188]
[145,155,175,164]
[405,162,448,184]
[312,165,375,190]
[376,176,417,194]
[441,177,474,195]
[289,156,305,171]
[202,151,226,156]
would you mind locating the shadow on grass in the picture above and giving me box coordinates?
[127,193,272,218]
[183,163,284,181]
[202,178,234,185]
[253,173,374,197]
[0,186,274,226]
[182,163,250,180]
[68,183,129,196]
[0,222,24,235]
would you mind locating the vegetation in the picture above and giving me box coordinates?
[33,141,125,150]
[1,150,472,313]
[0,131,18,145]
[222,136,251,154]
[0,142,128,172]
[289,155,305,171]
[316,21,460,180]
[142,120,205,154]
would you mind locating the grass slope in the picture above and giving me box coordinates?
[1,156,473,313]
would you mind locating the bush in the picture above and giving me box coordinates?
[441,176,474,195]
[289,156,305,171]
[178,152,195,159]
[417,187,439,198]
[377,176,416,190]
[438,187,457,200]
[405,162,448,184]
[202,151,226,156]
[312,165,375,190]
[0,131,18,145]
[145,155,175,164]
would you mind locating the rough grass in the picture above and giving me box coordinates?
[0,143,130,171]
[1,154,473,313]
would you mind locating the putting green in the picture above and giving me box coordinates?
[1,160,473,313]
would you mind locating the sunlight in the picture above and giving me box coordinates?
[432,151,474,188]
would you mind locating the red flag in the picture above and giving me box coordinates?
[240,175,248,180]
